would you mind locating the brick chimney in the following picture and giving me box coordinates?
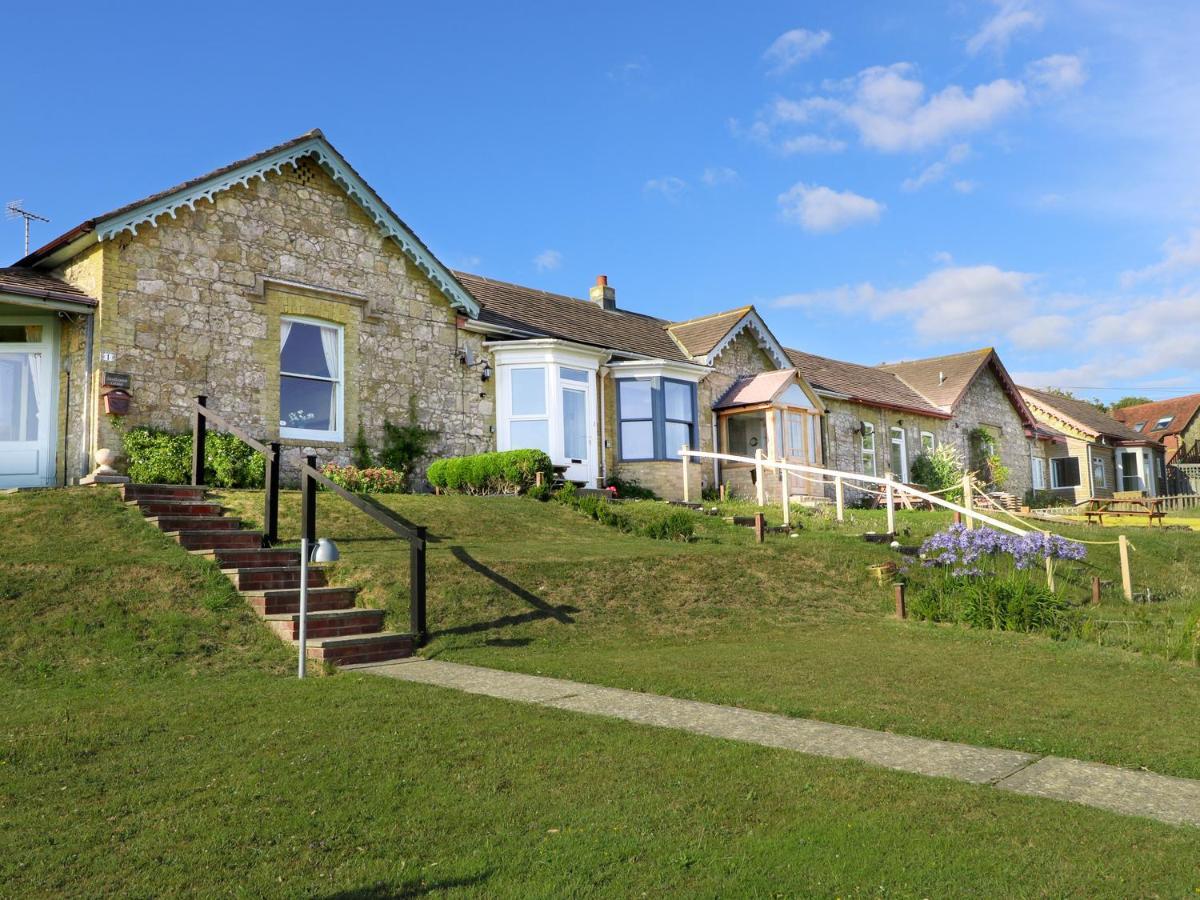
[589,274,616,311]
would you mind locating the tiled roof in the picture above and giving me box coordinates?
[712,369,799,409]
[0,267,97,307]
[666,307,752,357]
[454,271,689,361]
[785,348,947,417]
[1020,386,1153,443]
[878,348,994,410]
[1110,394,1200,440]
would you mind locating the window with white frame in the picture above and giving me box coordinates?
[1133,422,1146,432]
[920,431,935,453]
[1031,456,1046,490]
[1051,456,1081,488]
[1154,415,1173,430]
[617,377,696,461]
[860,422,877,476]
[1092,452,1108,488]
[507,366,551,454]
[279,317,343,441]
[889,426,907,481]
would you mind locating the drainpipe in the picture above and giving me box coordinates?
[598,363,609,487]
[79,313,95,481]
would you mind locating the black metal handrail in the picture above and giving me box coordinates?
[299,455,427,645]
[191,395,280,546]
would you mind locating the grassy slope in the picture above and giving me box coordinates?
[4,488,1200,896]
[215,489,1200,780]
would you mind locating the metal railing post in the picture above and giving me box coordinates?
[410,525,427,644]
[191,395,207,486]
[263,441,280,547]
[301,454,318,545]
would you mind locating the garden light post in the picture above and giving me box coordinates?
[298,537,340,679]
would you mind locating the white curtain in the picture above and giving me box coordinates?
[27,352,42,437]
[319,326,339,427]
[280,319,293,354]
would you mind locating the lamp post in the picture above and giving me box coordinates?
[298,537,340,678]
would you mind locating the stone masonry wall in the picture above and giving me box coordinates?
[56,158,493,484]
[951,366,1034,498]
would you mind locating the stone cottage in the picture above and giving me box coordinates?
[0,129,1051,501]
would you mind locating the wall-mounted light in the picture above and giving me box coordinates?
[480,361,492,382]
[458,345,491,382]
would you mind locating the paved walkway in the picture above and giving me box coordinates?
[354,658,1200,829]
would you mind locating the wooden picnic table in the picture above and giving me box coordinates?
[1083,496,1166,526]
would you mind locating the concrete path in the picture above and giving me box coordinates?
[354,658,1200,829]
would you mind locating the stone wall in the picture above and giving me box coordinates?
[55,158,494,484]
[951,366,1034,498]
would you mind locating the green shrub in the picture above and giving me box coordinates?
[351,424,374,469]
[1025,489,1071,509]
[639,510,695,542]
[378,408,438,489]
[604,472,658,500]
[426,449,554,495]
[121,427,264,488]
[909,443,965,502]
[321,464,406,493]
[525,483,553,502]
[909,574,1079,639]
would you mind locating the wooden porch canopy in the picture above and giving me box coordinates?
[713,369,826,467]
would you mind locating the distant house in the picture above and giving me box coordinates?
[1110,395,1200,466]
[1018,387,1167,501]
[0,129,1054,502]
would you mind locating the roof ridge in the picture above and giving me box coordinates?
[453,271,670,324]
[666,305,753,330]
[877,346,993,368]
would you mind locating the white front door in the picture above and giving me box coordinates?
[558,366,596,484]
[0,318,57,488]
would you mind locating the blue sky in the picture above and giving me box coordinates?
[4,0,1199,401]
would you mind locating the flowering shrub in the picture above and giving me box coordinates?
[321,464,407,494]
[919,524,1085,577]
[909,524,1086,638]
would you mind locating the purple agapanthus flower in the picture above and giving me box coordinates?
[919,524,1085,577]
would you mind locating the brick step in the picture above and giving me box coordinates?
[224,566,328,591]
[244,586,358,616]
[198,547,300,568]
[149,515,241,532]
[129,499,227,517]
[122,483,209,501]
[298,631,415,665]
[264,608,385,640]
[169,529,264,550]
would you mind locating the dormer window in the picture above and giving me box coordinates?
[1133,422,1146,432]
[1154,416,1173,430]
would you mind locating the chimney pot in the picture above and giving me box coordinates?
[596,274,608,287]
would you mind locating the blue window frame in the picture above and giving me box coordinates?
[616,377,698,461]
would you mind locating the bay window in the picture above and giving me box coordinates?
[617,377,697,461]
[508,366,551,454]
[279,317,343,441]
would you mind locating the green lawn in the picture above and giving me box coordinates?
[214,488,1200,781]
[4,487,1200,896]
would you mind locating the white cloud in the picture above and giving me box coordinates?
[1026,54,1088,94]
[749,64,1026,155]
[1008,314,1073,349]
[843,64,1026,151]
[953,179,979,194]
[777,183,884,233]
[533,249,562,272]
[643,176,688,199]
[763,28,831,73]
[966,0,1044,56]
[902,142,971,191]
[700,166,738,186]
[1120,229,1200,285]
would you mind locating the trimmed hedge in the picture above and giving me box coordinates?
[426,449,553,495]
[121,426,264,488]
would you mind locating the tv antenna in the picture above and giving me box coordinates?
[6,201,50,257]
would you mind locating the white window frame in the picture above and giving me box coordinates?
[860,422,877,476]
[1031,456,1046,490]
[889,426,908,481]
[1051,456,1081,489]
[505,365,552,455]
[1154,416,1173,430]
[920,431,936,453]
[279,316,344,443]
[1091,451,1108,489]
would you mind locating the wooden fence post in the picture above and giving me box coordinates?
[894,582,906,619]
[191,395,207,486]
[1119,534,1133,601]
[754,512,766,544]
[680,445,690,504]
[781,467,791,527]
[834,476,845,523]
[1091,575,1102,604]
[1045,556,1055,592]
[885,472,896,536]
[962,473,974,529]
[263,441,280,547]
[754,448,766,507]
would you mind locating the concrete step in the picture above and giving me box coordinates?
[265,608,385,640]
[148,515,240,532]
[122,483,208,501]
[243,586,358,616]
[129,499,227,517]
[224,566,327,591]
[169,529,264,551]
[297,631,415,665]
[199,547,300,569]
